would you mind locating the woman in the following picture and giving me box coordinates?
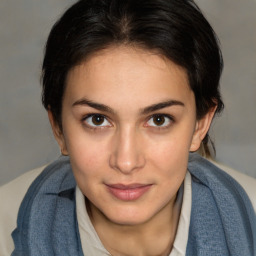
[0,0,255,255]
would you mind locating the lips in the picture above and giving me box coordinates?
[106,183,152,201]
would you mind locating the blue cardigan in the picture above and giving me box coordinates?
[11,154,256,256]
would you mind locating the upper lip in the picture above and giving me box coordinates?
[106,183,152,190]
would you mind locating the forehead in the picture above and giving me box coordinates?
[64,46,194,110]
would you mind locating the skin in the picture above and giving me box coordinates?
[49,46,216,256]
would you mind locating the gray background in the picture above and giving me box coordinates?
[0,0,256,186]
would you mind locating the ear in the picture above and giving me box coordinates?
[190,106,217,152]
[48,110,68,155]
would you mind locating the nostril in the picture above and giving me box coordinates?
[109,128,146,174]
[109,153,145,174]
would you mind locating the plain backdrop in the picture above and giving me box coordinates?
[0,0,256,186]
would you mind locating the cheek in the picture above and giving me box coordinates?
[150,131,192,157]
[147,131,192,176]
[64,131,110,177]
[73,147,107,171]
[68,142,108,197]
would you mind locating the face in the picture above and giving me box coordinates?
[50,46,214,226]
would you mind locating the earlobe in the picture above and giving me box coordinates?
[48,110,68,155]
[190,107,217,152]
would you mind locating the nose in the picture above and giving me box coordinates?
[109,126,145,174]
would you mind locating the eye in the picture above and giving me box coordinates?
[146,114,173,128]
[83,114,111,128]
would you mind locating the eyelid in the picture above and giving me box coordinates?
[82,113,112,129]
[145,114,174,128]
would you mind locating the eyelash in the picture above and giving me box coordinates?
[145,114,174,129]
[81,113,174,130]
[81,114,111,130]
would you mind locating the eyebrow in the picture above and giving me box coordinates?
[72,98,115,114]
[140,100,184,115]
[72,98,184,115]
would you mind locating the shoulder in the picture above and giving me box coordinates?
[0,166,45,256]
[211,160,256,213]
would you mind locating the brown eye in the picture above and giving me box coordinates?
[146,114,172,128]
[92,115,105,125]
[153,115,165,126]
[84,114,111,128]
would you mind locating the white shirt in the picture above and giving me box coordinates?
[76,172,192,256]
[0,163,255,256]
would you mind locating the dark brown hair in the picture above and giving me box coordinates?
[42,0,224,156]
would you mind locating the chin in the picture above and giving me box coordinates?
[103,206,156,226]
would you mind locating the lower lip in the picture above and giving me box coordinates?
[106,185,152,201]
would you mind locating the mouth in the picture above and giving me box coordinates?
[105,183,153,201]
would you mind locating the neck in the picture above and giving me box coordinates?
[88,194,181,256]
